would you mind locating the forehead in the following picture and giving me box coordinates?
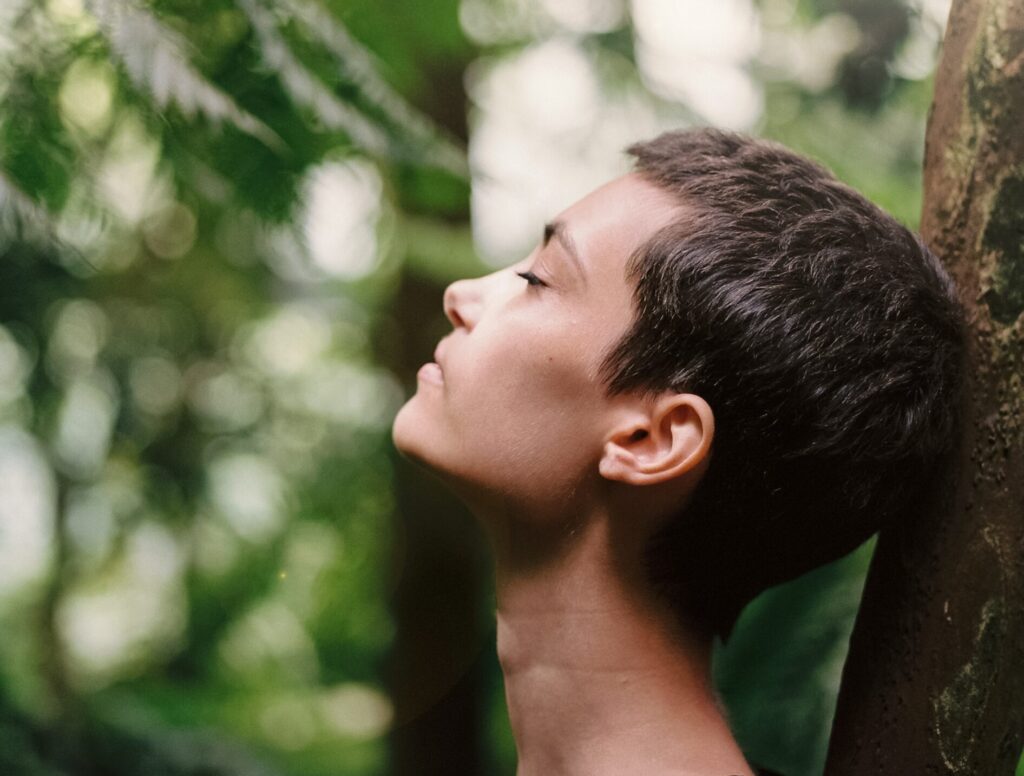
[557,173,682,281]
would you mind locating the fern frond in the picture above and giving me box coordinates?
[276,0,467,177]
[238,0,393,156]
[0,170,70,253]
[84,0,283,151]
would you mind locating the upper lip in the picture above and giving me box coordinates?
[433,340,448,371]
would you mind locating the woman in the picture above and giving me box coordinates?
[392,128,965,776]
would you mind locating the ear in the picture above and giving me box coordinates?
[598,393,714,487]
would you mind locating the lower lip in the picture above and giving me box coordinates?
[417,362,444,385]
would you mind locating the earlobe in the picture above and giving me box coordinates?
[598,393,714,487]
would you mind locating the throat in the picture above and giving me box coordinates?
[493,523,754,776]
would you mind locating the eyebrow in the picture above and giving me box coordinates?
[543,220,587,284]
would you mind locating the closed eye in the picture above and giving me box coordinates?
[516,270,547,288]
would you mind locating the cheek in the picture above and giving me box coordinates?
[448,333,602,468]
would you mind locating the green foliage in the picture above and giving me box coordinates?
[714,539,875,776]
[0,1,462,774]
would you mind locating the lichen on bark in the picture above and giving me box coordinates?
[934,597,1006,773]
[980,173,1024,325]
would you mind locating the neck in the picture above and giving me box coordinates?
[490,511,755,776]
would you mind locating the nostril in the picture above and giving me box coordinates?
[443,282,468,329]
[444,303,463,329]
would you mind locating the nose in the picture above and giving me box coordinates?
[443,277,479,331]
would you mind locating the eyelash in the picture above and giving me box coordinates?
[516,270,547,288]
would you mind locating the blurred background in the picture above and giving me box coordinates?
[0,0,958,774]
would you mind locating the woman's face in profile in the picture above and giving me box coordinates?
[392,173,681,512]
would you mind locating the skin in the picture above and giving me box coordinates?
[392,173,756,776]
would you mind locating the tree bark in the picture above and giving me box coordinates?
[825,1,1024,774]
[376,11,492,773]
[386,271,492,776]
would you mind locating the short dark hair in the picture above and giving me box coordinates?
[599,128,967,643]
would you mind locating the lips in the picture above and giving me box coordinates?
[432,340,448,373]
[417,362,443,385]
[412,340,447,386]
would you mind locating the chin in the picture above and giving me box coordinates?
[391,400,447,472]
[391,404,482,502]
[391,400,423,458]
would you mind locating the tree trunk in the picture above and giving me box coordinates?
[825,1,1024,774]
[386,271,492,776]
[378,14,493,774]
